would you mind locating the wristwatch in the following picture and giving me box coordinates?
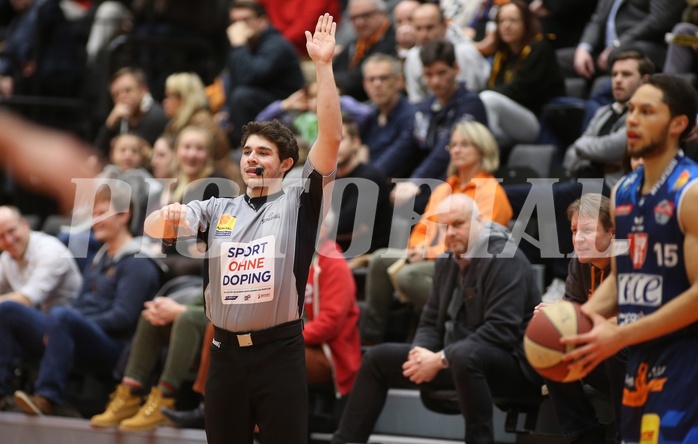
[440,350,449,369]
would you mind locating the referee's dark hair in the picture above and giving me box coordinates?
[242,120,299,174]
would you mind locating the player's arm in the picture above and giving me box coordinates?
[144,202,196,240]
[305,14,342,176]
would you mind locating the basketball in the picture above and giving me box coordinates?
[524,300,593,383]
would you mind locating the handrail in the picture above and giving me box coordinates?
[106,34,214,55]
[0,95,85,109]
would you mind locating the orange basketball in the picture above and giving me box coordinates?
[524,300,593,383]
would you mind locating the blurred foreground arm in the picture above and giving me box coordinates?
[0,111,98,212]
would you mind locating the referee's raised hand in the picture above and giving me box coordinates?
[305,13,336,65]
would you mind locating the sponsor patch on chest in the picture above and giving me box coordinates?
[618,273,662,307]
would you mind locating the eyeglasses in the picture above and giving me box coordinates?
[444,141,477,152]
[350,10,378,22]
[364,74,394,83]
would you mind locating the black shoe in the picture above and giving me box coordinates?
[0,394,19,412]
[571,423,608,444]
[160,403,205,429]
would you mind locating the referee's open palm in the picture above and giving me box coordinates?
[305,13,336,64]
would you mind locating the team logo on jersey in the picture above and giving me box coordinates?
[653,200,673,225]
[215,214,236,237]
[261,212,281,224]
[623,363,666,408]
[616,204,633,215]
[671,169,690,191]
[628,233,648,269]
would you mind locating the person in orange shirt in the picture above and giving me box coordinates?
[361,120,512,344]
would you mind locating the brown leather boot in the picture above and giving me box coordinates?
[14,391,56,416]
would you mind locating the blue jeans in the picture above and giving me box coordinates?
[0,303,125,405]
[0,302,48,395]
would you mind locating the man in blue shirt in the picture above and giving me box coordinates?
[7,184,164,416]
[388,39,488,214]
[361,53,416,177]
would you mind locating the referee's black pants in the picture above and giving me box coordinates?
[205,332,308,443]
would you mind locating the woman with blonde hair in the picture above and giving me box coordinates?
[361,120,513,344]
[169,126,235,204]
[163,72,242,190]
[405,120,513,265]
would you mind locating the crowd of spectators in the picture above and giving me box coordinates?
[1,0,698,442]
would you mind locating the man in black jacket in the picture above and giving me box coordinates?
[331,194,541,444]
[225,1,304,148]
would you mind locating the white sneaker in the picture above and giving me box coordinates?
[541,277,565,303]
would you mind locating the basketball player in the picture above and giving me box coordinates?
[563,74,698,442]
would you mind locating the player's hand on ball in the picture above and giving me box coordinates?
[561,310,623,378]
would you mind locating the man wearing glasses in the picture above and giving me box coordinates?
[333,0,396,101]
